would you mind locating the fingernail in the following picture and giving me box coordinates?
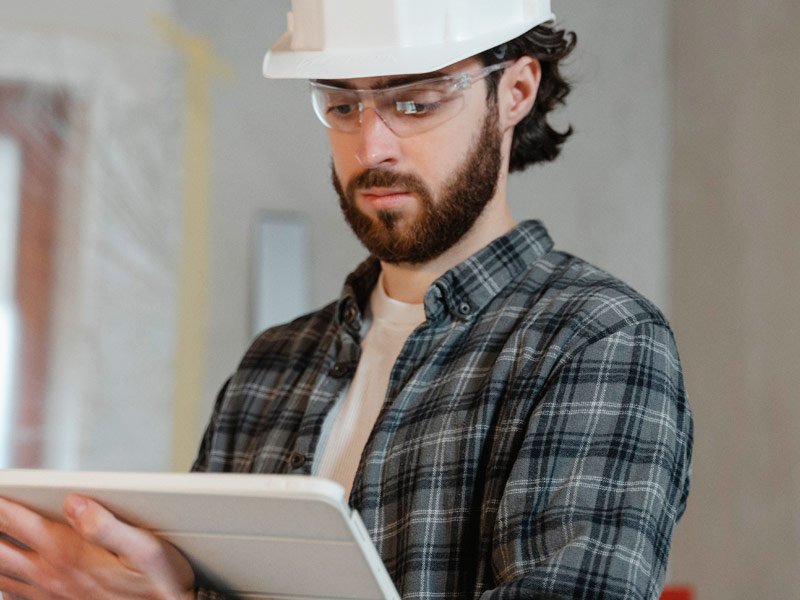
[66,496,87,519]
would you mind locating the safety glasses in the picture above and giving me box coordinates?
[309,61,512,137]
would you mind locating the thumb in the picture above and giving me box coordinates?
[63,494,155,559]
[62,494,195,589]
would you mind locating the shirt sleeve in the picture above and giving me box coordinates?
[190,377,232,473]
[481,321,693,600]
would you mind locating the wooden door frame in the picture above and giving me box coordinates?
[0,83,70,467]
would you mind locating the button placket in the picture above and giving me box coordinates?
[330,362,351,378]
[288,451,307,470]
[344,304,358,325]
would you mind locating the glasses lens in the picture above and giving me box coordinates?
[309,67,491,137]
[310,86,362,132]
[380,81,465,136]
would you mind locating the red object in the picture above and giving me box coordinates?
[660,586,694,600]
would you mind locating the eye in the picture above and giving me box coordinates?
[327,103,358,117]
[394,100,442,116]
[393,86,452,116]
[322,92,361,120]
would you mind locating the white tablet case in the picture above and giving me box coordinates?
[0,470,400,600]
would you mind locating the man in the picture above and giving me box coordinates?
[0,1,692,599]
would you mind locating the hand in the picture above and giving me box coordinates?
[0,494,196,599]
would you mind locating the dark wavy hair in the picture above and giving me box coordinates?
[477,23,577,172]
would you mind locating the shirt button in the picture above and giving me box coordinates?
[330,362,350,378]
[288,451,307,469]
[457,302,472,316]
[344,305,358,324]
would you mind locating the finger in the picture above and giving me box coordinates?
[63,496,196,596]
[63,495,163,568]
[0,499,53,554]
[0,537,36,583]
[0,572,37,600]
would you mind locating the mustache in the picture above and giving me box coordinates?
[345,169,430,200]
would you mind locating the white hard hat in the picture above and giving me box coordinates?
[263,0,554,80]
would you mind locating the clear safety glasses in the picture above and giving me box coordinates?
[309,61,512,137]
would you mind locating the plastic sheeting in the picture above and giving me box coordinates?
[0,2,186,470]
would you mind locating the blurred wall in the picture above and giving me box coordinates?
[0,0,184,470]
[668,1,800,598]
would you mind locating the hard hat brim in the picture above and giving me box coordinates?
[263,14,554,80]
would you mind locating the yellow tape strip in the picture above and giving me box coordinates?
[153,15,232,471]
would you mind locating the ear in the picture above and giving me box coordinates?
[497,57,541,131]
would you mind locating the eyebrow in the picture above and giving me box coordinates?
[316,70,450,91]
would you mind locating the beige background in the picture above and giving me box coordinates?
[669,1,800,597]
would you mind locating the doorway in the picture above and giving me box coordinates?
[0,83,71,467]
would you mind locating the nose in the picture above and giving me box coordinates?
[355,107,401,169]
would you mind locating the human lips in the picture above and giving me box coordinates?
[359,187,414,210]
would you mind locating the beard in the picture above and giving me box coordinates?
[331,106,503,265]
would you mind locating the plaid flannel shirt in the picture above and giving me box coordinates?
[193,220,693,600]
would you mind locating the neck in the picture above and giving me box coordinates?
[380,191,515,304]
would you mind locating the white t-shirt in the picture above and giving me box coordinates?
[313,274,425,498]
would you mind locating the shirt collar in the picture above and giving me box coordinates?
[336,220,554,328]
[423,220,554,321]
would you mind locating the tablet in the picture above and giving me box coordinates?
[0,470,400,600]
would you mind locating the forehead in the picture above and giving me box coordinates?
[316,57,480,91]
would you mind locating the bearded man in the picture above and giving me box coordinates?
[0,2,692,599]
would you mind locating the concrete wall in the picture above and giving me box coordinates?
[668,1,800,597]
